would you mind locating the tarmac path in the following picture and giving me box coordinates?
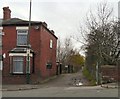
[2,69,90,91]
[40,69,90,87]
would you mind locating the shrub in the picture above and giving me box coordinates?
[83,67,96,85]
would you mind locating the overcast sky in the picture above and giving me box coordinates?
[0,0,119,55]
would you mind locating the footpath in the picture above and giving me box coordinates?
[2,84,38,91]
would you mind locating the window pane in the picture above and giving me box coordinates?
[17,30,28,46]
[17,35,27,45]
[0,61,3,70]
[50,39,53,48]
[13,57,23,73]
[13,57,23,61]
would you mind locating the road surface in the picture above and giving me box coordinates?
[2,86,118,97]
[2,70,119,97]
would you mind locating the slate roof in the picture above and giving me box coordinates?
[0,18,58,39]
[0,18,42,26]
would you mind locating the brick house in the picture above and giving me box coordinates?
[0,7,57,84]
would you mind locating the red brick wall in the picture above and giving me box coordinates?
[2,26,16,76]
[2,26,28,84]
[2,25,57,84]
[39,26,57,78]
[101,65,118,81]
[29,26,41,78]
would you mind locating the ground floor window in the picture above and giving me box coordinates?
[46,62,52,69]
[0,61,3,70]
[13,57,24,74]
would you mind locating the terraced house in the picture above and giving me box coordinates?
[0,7,57,84]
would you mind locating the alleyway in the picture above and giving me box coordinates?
[41,70,90,87]
[2,70,90,91]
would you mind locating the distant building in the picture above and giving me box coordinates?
[1,7,57,84]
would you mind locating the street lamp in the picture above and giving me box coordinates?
[26,0,32,84]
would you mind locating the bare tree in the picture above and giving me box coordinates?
[57,37,74,65]
[78,2,120,84]
[84,2,120,66]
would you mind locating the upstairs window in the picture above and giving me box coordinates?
[17,30,28,46]
[50,39,53,49]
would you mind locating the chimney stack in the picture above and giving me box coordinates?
[3,7,11,20]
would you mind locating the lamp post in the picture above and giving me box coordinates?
[26,0,32,84]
